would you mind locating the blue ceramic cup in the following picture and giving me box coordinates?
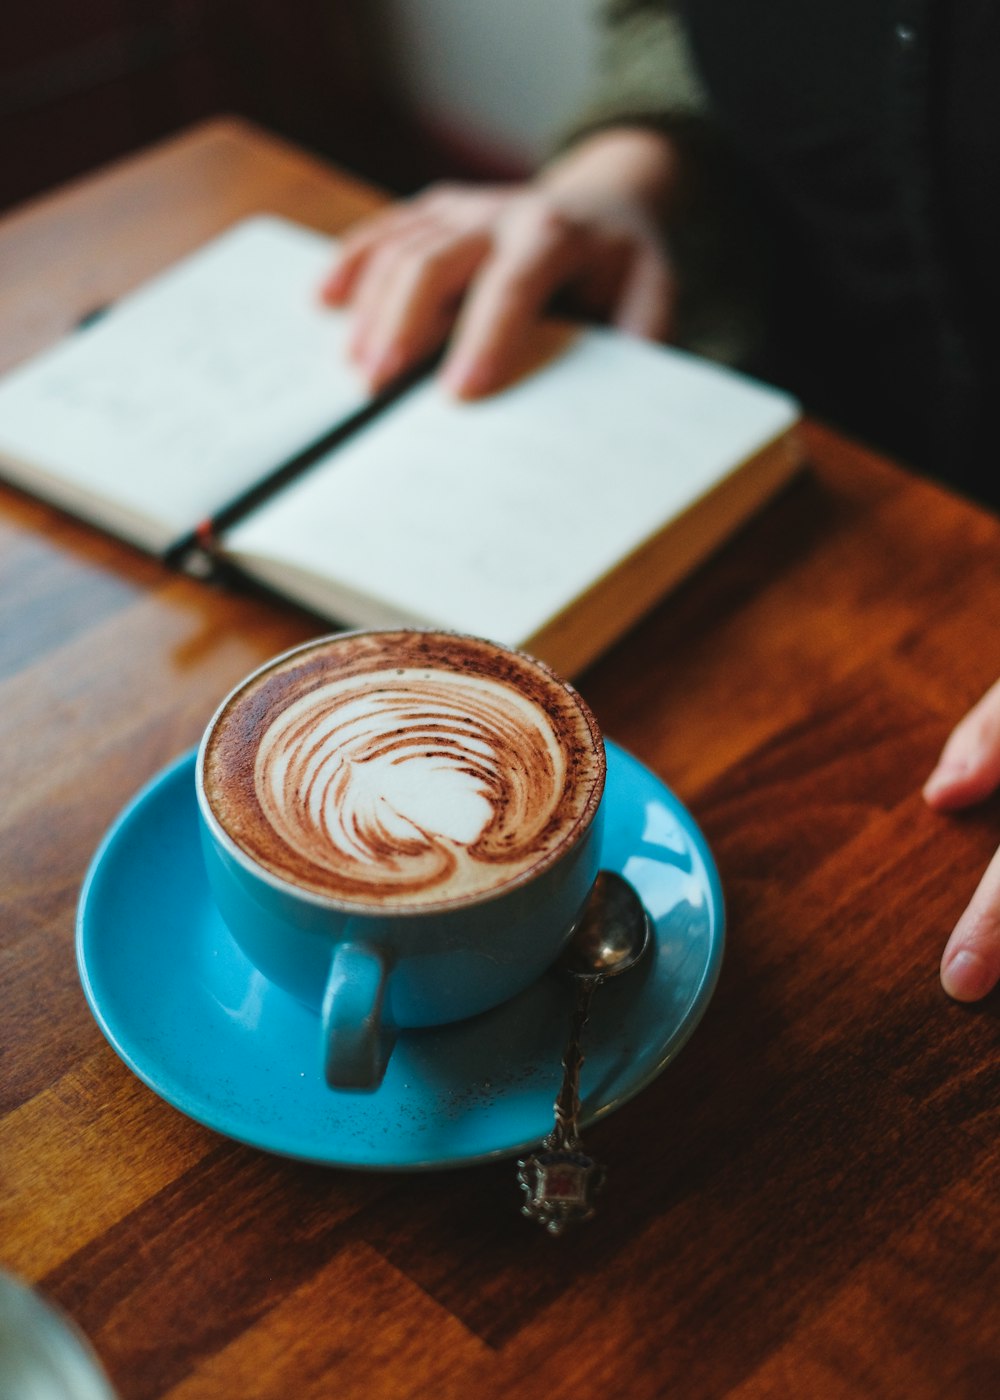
[194,632,606,1092]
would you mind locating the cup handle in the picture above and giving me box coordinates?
[320,942,395,1091]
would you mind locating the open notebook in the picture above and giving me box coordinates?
[0,215,801,675]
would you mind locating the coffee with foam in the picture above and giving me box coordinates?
[202,631,605,909]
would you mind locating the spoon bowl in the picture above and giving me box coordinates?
[559,870,651,980]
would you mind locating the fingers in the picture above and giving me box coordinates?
[320,182,677,399]
[437,196,677,396]
[348,226,492,390]
[440,200,592,397]
[320,203,437,305]
[940,842,1000,1001]
[923,676,1000,810]
[610,239,678,342]
[925,678,1000,1000]
[320,186,512,391]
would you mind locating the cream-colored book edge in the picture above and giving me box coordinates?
[522,426,802,676]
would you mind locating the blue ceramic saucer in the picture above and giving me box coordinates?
[77,741,724,1170]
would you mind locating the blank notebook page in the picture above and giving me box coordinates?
[0,217,371,550]
[222,328,799,643]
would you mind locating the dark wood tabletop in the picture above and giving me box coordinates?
[2,118,999,1400]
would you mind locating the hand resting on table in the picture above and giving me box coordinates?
[925,676,1000,1001]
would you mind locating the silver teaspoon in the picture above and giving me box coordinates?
[517,870,651,1235]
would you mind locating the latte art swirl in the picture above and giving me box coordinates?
[254,669,566,901]
[202,632,605,908]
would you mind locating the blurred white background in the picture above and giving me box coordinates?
[366,0,601,171]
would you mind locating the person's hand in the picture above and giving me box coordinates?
[320,127,683,396]
[923,676,1000,1001]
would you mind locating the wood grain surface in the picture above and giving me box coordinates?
[1,119,999,1400]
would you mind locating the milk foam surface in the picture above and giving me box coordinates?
[203,632,604,908]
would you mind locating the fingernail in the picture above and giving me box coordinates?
[365,346,406,391]
[442,357,492,399]
[941,948,995,1002]
[923,761,970,800]
[319,272,345,303]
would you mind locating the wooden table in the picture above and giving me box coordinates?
[2,119,999,1400]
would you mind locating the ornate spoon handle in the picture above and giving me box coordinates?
[516,976,606,1235]
[549,976,597,1151]
[516,871,650,1235]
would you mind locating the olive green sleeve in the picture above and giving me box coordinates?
[560,0,710,146]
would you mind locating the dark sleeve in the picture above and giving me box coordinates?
[560,0,709,146]
[556,4,758,369]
